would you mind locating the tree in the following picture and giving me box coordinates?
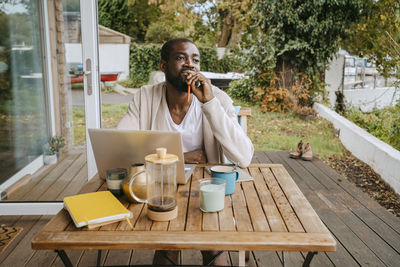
[215,0,253,48]
[98,0,161,42]
[233,0,368,110]
[344,0,400,76]
[145,0,216,46]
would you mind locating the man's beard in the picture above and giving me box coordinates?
[165,67,187,93]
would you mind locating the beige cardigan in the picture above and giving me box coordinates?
[117,82,254,167]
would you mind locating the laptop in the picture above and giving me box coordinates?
[88,128,195,184]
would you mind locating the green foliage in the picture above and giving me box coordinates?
[129,43,240,88]
[346,104,400,151]
[129,44,161,87]
[98,0,160,42]
[232,0,367,107]
[198,47,218,72]
[44,136,65,155]
[144,15,178,44]
[344,0,400,76]
[228,78,257,103]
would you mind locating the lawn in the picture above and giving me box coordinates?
[72,100,346,160]
[72,103,129,146]
[233,99,345,159]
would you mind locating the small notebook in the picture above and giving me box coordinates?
[64,191,132,229]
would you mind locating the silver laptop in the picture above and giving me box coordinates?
[88,128,195,184]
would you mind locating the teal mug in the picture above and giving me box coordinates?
[210,165,239,195]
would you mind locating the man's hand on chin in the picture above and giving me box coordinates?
[184,149,206,164]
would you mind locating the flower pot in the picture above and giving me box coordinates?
[44,154,58,165]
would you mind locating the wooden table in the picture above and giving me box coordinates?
[32,164,336,266]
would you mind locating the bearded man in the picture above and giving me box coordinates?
[117,38,253,265]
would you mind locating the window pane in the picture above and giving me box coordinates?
[0,1,49,184]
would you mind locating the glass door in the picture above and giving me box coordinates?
[0,0,100,214]
[0,1,49,191]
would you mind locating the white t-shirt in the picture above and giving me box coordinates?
[163,95,203,153]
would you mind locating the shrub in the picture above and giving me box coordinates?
[227,78,258,103]
[129,44,161,88]
[346,103,400,151]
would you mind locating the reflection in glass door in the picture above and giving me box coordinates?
[0,0,100,210]
[0,1,49,185]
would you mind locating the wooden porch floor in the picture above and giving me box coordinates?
[0,150,399,266]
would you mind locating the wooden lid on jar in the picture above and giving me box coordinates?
[145,148,178,164]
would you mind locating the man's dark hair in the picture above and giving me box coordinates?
[161,38,196,62]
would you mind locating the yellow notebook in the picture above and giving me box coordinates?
[64,191,132,228]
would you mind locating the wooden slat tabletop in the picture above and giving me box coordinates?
[32,164,336,253]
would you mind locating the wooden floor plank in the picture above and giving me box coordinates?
[130,250,155,265]
[266,151,386,266]
[103,250,132,266]
[50,250,83,267]
[253,251,283,267]
[322,191,400,266]
[181,250,203,265]
[56,160,88,200]
[0,215,52,267]
[275,151,400,256]
[313,157,400,235]
[37,154,86,201]
[252,150,273,164]
[77,249,107,267]
[9,154,78,201]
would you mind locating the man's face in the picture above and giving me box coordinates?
[161,41,201,93]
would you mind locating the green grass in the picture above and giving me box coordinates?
[233,99,345,159]
[72,100,345,159]
[72,103,129,146]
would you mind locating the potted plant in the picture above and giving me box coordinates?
[49,136,65,159]
[43,136,65,165]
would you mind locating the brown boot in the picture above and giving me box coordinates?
[289,140,303,159]
[301,143,313,161]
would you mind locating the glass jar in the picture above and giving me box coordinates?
[145,148,178,221]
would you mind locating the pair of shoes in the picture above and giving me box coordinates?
[289,140,303,159]
[289,141,313,161]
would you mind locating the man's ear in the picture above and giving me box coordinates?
[160,60,167,73]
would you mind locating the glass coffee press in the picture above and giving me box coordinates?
[129,148,178,221]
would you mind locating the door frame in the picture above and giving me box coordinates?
[80,0,102,180]
[0,0,101,215]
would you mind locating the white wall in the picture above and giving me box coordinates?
[325,54,345,108]
[314,103,400,194]
[344,87,400,112]
[65,43,130,80]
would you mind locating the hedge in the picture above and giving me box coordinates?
[129,43,239,88]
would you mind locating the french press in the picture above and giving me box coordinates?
[129,147,179,221]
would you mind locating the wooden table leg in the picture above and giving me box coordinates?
[238,251,245,267]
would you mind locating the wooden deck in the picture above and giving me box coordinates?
[0,150,399,266]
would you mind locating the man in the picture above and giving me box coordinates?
[117,38,254,265]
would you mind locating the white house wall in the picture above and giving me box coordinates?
[344,87,400,112]
[65,43,130,80]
